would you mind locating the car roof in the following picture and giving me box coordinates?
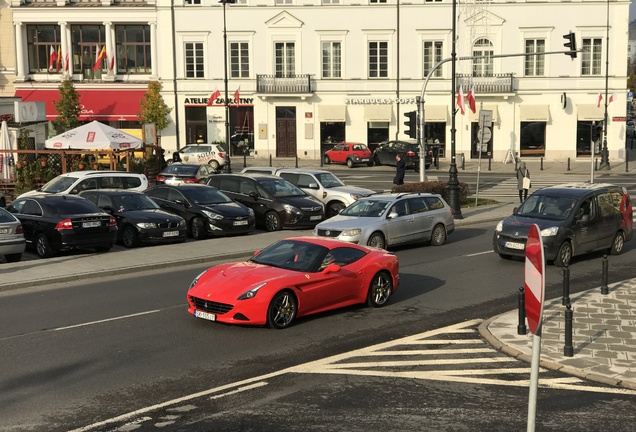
[533,183,624,198]
[79,189,143,196]
[358,192,439,200]
[59,170,144,178]
[149,183,212,190]
[276,168,332,175]
[216,172,279,179]
[20,193,88,202]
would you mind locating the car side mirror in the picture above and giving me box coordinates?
[308,182,319,189]
[174,199,189,207]
[387,211,398,219]
[249,192,259,199]
[253,249,261,256]
[322,263,341,274]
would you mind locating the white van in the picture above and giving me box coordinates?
[17,170,149,199]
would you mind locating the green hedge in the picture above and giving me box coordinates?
[391,180,471,204]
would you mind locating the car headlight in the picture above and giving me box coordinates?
[136,222,157,229]
[202,210,223,220]
[495,220,503,232]
[189,270,208,290]
[282,204,300,214]
[541,226,559,237]
[342,228,362,236]
[248,207,254,216]
[178,219,187,227]
[237,282,267,300]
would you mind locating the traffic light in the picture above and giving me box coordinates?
[563,31,577,59]
[404,111,417,139]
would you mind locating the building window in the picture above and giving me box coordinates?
[472,38,493,77]
[27,24,60,74]
[275,42,295,77]
[524,39,545,76]
[230,42,250,78]
[369,41,388,78]
[115,25,151,74]
[581,38,603,76]
[519,122,546,157]
[576,120,602,157]
[275,0,293,4]
[71,24,106,80]
[185,0,201,4]
[322,41,342,79]
[370,0,388,3]
[323,0,340,3]
[423,41,443,78]
[185,42,205,78]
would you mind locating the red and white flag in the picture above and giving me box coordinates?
[108,46,115,71]
[64,51,69,72]
[234,86,241,106]
[207,87,221,106]
[608,92,617,104]
[596,92,603,108]
[93,45,106,71]
[48,46,57,72]
[466,86,476,114]
[56,46,61,72]
[457,85,465,115]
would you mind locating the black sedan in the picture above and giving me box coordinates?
[156,163,216,185]
[372,140,432,171]
[79,190,187,248]
[144,184,255,240]
[6,194,117,258]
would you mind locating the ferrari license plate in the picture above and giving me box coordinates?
[82,221,101,228]
[194,310,216,321]
[163,231,179,237]
[233,220,248,226]
[505,241,525,250]
[310,215,322,221]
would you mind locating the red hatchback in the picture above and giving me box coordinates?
[324,142,373,168]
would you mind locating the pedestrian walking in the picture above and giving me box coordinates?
[516,161,531,203]
[393,154,406,186]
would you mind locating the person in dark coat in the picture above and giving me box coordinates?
[393,154,406,186]
[516,161,531,203]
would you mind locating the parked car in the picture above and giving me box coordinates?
[207,173,324,231]
[0,190,5,208]
[172,144,226,171]
[17,170,149,199]
[314,193,455,249]
[249,168,375,218]
[372,140,432,171]
[155,163,216,185]
[144,184,255,239]
[7,194,117,258]
[493,183,633,266]
[79,190,187,248]
[186,237,399,329]
[323,142,374,168]
[0,207,26,263]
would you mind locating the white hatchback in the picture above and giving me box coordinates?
[172,144,227,171]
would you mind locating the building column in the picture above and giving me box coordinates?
[60,21,70,77]
[104,22,115,81]
[14,22,26,82]
[150,21,158,80]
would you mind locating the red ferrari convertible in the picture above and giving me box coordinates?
[187,237,399,329]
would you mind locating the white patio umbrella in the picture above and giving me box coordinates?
[0,120,14,180]
[45,120,143,150]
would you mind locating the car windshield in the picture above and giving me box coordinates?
[340,199,392,217]
[516,195,578,220]
[184,187,233,205]
[259,178,306,197]
[352,144,368,151]
[40,176,80,193]
[161,165,198,175]
[250,239,329,273]
[315,173,345,188]
[112,194,161,211]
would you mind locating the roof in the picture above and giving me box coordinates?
[60,170,144,178]
[535,183,623,197]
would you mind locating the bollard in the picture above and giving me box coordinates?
[488,157,492,171]
[269,154,272,167]
[540,157,544,171]
[567,157,571,171]
[243,153,247,168]
[295,155,299,168]
[595,158,598,171]
[518,286,527,335]
[320,152,324,167]
[562,263,570,305]
[601,254,609,294]
[461,154,465,170]
[564,303,574,357]
[626,150,629,173]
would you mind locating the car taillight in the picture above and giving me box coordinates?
[218,152,225,158]
[109,216,117,227]
[16,224,24,234]
[427,151,433,156]
[183,177,199,183]
[156,175,166,182]
[55,218,74,230]
[406,151,416,157]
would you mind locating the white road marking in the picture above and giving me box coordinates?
[465,250,495,257]
[53,310,161,331]
[210,381,268,400]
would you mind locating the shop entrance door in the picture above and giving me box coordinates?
[276,107,297,157]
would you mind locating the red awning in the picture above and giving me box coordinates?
[14,89,146,121]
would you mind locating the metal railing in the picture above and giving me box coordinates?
[256,74,314,94]
[456,73,515,94]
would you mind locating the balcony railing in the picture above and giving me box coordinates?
[456,73,515,94]
[256,74,314,94]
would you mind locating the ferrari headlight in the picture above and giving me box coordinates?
[495,220,503,232]
[189,270,208,290]
[282,204,300,214]
[202,210,223,221]
[541,226,559,237]
[238,282,267,300]
[342,228,362,236]
[136,222,157,229]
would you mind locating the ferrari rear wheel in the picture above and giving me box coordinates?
[267,291,298,329]
[367,271,393,307]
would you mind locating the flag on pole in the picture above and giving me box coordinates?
[64,51,69,72]
[108,46,115,71]
[457,85,465,115]
[466,86,476,114]
[234,86,241,106]
[608,92,617,104]
[56,46,61,72]
[596,92,603,108]
[48,46,57,72]
[93,45,106,71]
[207,87,221,106]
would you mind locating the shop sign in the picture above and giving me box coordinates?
[184,97,254,106]
[345,97,418,105]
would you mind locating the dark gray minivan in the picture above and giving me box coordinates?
[493,183,633,266]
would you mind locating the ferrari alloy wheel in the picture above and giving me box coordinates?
[367,232,386,249]
[265,211,282,231]
[430,224,447,246]
[191,217,208,240]
[267,291,298,329]
[367,272,393,307]
[122,226,139,248]
[610,231,625,255]
[554,241,572,267]
[36,233,53,258]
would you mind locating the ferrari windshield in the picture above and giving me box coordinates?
[516,194,578,221]
[340,198,392,217]
[250,239,329,273]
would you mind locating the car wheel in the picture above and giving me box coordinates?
[122,226,140,248]
[267,290,297,329]
[346,158,354,168]
[327,202,345,218]
[554,241,572,267]
[323,155,331,165]
[430,223,447,246]
[367,160,374,167]
[191,217,208,240]
[367,232,386,249]
[367,271,393,307]
[373,155,382,166]
[209,160,220,171]
[265,211,282,231]
[610,231,625,255]
[5,253,21,263]
[36,233,53,258]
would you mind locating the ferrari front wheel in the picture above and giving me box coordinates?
[267,291,298,329]
[367,271,393,307]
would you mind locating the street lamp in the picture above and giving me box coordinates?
[599,0,610,169]
[447,0,462,219]
[220,0,236,173]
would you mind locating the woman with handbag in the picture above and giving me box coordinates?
[516,161,531,203]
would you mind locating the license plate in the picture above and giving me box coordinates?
[310,215,322,221]
[505,241,525,250]
[234,220,248,226]
[360,158,369,162]
[163,231,179,237]
[82,221,101,228]
[0,228,9,234]
[194,310,216,321]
